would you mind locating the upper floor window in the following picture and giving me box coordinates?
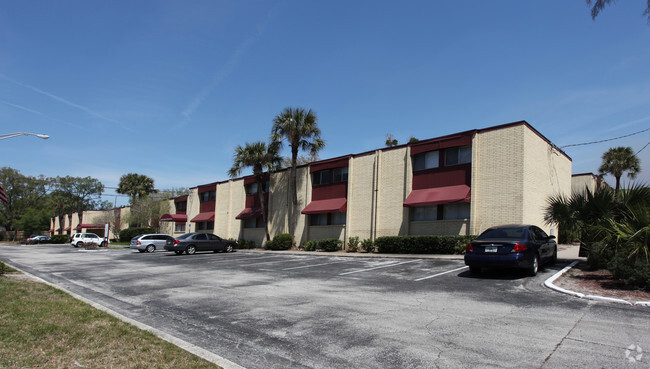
[411,205,438,221]
[245,181,270,195]
[196,221,214,230]
[175,201,187,211]
[199,191,216,202]
[333,167,348,183]
[312,170,330,186]
[413,151,439,171]
[444,146,471,166]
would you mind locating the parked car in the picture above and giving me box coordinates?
[464,224,557,276]
[25,235,52,244]
[70,233,108,248]
[130,234,175,253]
[164,232,237,255]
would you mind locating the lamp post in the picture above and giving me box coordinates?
[0,132,50,140]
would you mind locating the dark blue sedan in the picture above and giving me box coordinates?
[464,225,557,276]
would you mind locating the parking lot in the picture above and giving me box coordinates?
[1,244,649,368]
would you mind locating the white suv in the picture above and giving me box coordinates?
[71,233,108,248]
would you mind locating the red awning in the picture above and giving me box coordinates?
[301,198,347,214]
[190,212,215,222]
[76,224,104,230]
[403,185,471,207]
[160,214,188,222]
[235,208,263,220]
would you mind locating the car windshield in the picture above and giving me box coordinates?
[477,227,527,240]
[177,233,193,240]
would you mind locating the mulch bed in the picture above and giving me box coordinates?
[554,262,650,303]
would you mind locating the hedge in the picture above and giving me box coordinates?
[374,235,476,254]
[51,235,70,244]
[265,233,294,250]
[302,238,342,252]
[119,227,155,242]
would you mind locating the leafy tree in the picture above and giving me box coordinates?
[408,136,419,143]
[50,175,104,233]
[586,0,650,22]
[271,107,325,236]
[385,134,398,147]
[117,173,157,204]
[228,141,282,242]
[598,146,641,196]
[0,167,51,239]
[126,195,170,229]
[15,208,51,237]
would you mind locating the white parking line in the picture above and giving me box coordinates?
[240,257,306,267]
[338,259,422,276]
[208,255,280,263]
[283,260,352,271]
[414,266,468,281]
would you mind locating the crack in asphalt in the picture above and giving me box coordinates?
[540,302,592,368]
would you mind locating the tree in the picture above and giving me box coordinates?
[51,175,104,233]
[117,173,157,204]
[271,107,325,237]
[124,195,170,229]
[598,147,641,196]
[228,141,282,242]
[408,136,419,144]
[0,167,51,239]
[385,134,398,147]
[586,0,650,22]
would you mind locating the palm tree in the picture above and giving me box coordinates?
[271,107,325,236]
[598,147,641,197]
[228,141,282,242]
[117,173,157,204]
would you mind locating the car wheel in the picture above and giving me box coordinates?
[528,255,539,276]
[469,266,481,275]
[100,241,107,247]
[225,244,233,253]
[76,242,84,248]
[174,250,184,255]
[186,245,196,255]
[146,245,155,253]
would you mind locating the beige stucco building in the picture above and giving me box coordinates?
[54,121,572,247]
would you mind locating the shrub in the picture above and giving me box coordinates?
[374,235,476,254]
[318,238,342,252]
[232,238,257,249]
[302,240,317,251]
[585,242,614,269]
[608,255,650,291]
[347,236,360,252]
[361,238,375,253]
[0,261,6,276]
[51,235,70,244]
[119,227,155,242]
[266,233,293,250]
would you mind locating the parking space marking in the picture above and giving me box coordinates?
[282,259,353,271]
[338,259,422,275]
[207,255,281,263]
[414,266,468,281]
[240,257,308,267]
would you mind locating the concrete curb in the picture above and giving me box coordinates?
[239,249,465,260]
[543,260,649,307]
[3,263,246,369]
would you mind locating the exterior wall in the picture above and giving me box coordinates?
[219,179,247,242]
[186,187,200,233]
[294,166,310,246]
[160,199,175,235]
[269,170,290,240]
[409,219,469,235]
[521,128,571,236]
[572,174,599,195]
[347,154,376,241]
[471,125,526,234]
[375,148,410,237]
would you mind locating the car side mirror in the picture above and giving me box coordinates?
[548,235,556,240]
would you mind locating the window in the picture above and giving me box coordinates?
[309,212,346,226]
[530,227,549,241]
[196,221,214,230]
[175,201,187,211]
[444,146,471,166]
[194,233,207,240]
[174,223,186,233]
[199,191,216,202]
[412,151,439,171]
[245,182,269,195]
[333,167,348,183]
[443,203,470,220]
[312,170,330,185]
[411,205,438,221]
[244,217,264,228]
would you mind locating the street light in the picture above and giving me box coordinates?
[0,132,50,140]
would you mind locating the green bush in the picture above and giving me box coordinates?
[374,235,476,254]
[608,255,650,291]
[266,233,293,250]
[0,261,6,276]
[119,227,155,242]
[302,240,317,251]
[347,236,359,252]
[318,238,342,252]
[585,242,614,269]
[51,235,70,244]
[232,238,257,249]
[361,238,375,253]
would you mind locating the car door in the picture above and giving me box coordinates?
[532,227,553,261]
[207,233,223,251]
[193,233,208,251]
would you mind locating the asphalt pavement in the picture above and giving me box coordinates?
[1,244,648,369]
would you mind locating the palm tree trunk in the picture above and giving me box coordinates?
[614,175,621,198]
[289,146,299,237]
[259,179,271,242]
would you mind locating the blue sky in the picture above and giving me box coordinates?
[1,1,649,207]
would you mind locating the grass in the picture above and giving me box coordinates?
[0,275,221,369]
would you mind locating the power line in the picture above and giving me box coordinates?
[634,141,650,156]
[560,127,650,149]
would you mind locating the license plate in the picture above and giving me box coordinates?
[485,246,498,253]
